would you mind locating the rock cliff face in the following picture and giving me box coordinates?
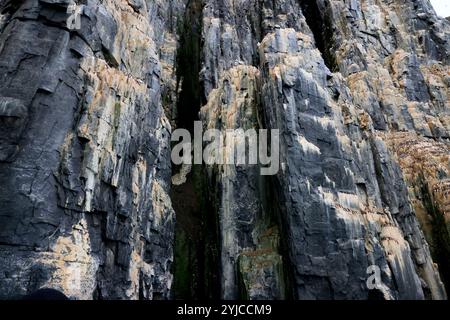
[0,0,174,299]
[0,0,449,300]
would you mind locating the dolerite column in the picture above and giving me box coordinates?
[197,0,448,300]
[0,0,174,300]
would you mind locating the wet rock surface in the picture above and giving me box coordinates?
[0,0,449,300]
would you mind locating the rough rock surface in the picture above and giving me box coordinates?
[0,0,174,299]
[0,0,449,300]
[194,0,450,300]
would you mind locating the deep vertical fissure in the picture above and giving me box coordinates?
[299,0,338,71]
[171,0,220,300]
[421,181,450,294]
[174,0,203,132]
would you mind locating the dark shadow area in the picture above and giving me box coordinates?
[368,289,386,300]
[22,288,69,301]
[421,182,450,295]
[299,0,338,71]
[171,0,221,300]
[175,0,203,132]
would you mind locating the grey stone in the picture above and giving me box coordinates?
[0,0,448,301]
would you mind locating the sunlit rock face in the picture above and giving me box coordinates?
[0,0,449,300]
[194,0,449,300]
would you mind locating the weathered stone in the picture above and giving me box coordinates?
[0,0,174,300]
[0,0,449,301]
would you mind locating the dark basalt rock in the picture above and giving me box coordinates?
[0,0,174,300]
[0,0,448,300]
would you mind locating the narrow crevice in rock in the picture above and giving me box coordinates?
[174,0,203,132]
[171,0,221,300]
[421,181,450,293]
[171,167,221,299]
[299,0,337,72]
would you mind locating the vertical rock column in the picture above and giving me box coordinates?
[313,0,449,296]
[198,0,311,299]
[198,0,447,300]
[201,66,285,300]
[0,0,174,299]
